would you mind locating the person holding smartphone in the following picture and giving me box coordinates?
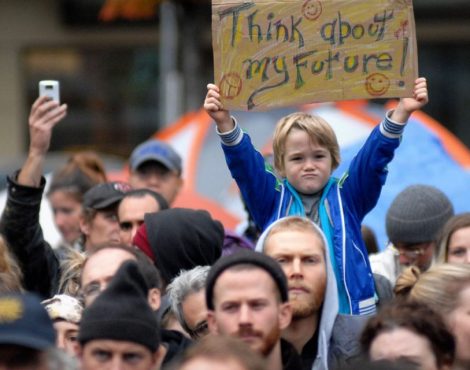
[0,94,67,297]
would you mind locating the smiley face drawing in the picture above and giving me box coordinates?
[219,73,242,100]
[302,0,322,21]
[365,73,390,97]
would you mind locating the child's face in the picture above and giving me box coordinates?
[280,128,332,195]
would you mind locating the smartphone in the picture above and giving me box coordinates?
[39,80,60,103]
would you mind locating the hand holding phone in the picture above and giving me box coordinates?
[39,80,60,103]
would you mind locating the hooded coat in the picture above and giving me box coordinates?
[133,208,224,284]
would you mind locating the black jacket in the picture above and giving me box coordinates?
[161,329,192,366]
[281,339,304,370]
[0,173,60,298]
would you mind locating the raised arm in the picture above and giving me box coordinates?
[0,96,67,298]
[342,77,429,218]
[18,96,67,187]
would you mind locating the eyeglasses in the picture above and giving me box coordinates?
[188,321,209,340]
[80,282,106,303]
[390,243,431,259]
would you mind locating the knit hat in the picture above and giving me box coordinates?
[83,181,132,210]
[0,293,55,350]
[78,261,159,352]
[386,185,454,244]
[205,250,288,310]
[133,208,224,284]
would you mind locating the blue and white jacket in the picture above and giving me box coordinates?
[219,112,405,315]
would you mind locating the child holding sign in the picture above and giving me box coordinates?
[204,77,428,316]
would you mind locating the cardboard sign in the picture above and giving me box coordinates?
[212,0,418,111]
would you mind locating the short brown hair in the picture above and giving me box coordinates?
[264,216,326,253]
[361,300,455,368]
[272,112,340,175]
[166,335,267,370]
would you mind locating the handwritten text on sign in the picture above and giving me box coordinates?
[212,0,418,111]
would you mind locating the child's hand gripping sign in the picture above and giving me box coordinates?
[212,0,418,111]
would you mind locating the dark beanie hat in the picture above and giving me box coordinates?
[133,208,224,284]
[205,250,288,310]
[386,185,454,244]
[78,261,159,352]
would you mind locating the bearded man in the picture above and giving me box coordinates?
[258,216,366,370]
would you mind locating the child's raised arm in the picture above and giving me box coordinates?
[391,77,428,123]
[204,83,235,133]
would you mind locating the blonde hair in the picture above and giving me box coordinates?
[0,235,23,293]
[272,112,340,175]
[264,216,325,252]
[436,212,470,263]
[395,263,470,316]
[58,249,86,297]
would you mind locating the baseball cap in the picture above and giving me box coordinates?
[0,293,56,350]
[130,139,182,174]
[83,181,132,210]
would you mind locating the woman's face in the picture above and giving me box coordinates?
[447,226,470,264]
[48,190,82,244]
[448,285,470,364]
[369,327,440,370]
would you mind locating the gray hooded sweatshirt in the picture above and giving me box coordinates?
[255,216,371,370]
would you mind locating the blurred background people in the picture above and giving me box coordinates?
[0,235,23,294]
[165,335,267,370]
[80,181,131,250]
[47,151,107,259]
[166,265,210,340]
[42,294,83,357]
[133,208,223,289]
[117,188,168,246]
[0,96,68,298]
[78,261,163,370]
[395,263,470,369]
[0,292,78,369]
[436,213,470,264]
[361,300,455,370]
[370,184,454,285]
[79,244,191,366]
[128,139,183,205]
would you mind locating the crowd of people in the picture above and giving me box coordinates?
[0,77,469,370]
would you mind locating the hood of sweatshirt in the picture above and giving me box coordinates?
[255,216,338,370]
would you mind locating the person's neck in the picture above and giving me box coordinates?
[282,312,318,353]
[265,341,283,370]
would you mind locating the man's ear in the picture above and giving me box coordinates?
[278,302,292,331]
[79,215,90,236]
[147,288,161,311]
[207,310,219,335]
[175,176,184,194]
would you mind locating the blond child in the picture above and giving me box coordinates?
[204,78,428,315]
